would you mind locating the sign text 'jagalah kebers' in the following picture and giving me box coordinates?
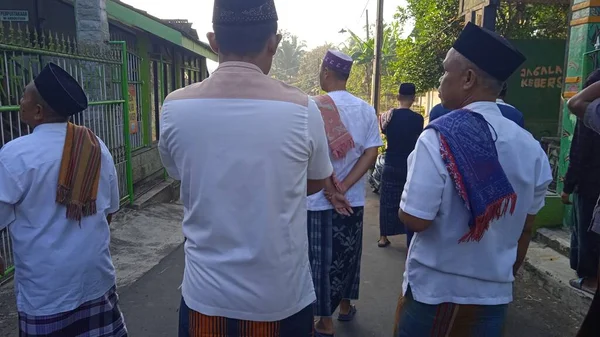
[520,65,563,89]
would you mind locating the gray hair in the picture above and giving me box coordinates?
[447,48,504,96]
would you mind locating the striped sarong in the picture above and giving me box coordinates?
[394,287,507,337]
[308,207,364,317]
[18,285,127,337]
[187,305,313,337]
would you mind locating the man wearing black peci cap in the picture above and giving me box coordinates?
[158,0,332,336]
[0,63,126,336]
[378,83,423,249]
[393,22,552,336]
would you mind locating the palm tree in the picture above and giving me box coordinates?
[343,23,400,100]
[271,31,306,82]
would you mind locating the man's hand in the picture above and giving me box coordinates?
[326,191,354,216]
[561,192,572,205]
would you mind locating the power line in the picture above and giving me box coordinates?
[360,0,372,20]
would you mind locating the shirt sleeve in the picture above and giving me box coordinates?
[307,100,334,180]
[0,159,22,230]
[528,146,554,215]
[108,165,120,214]
[158,101,181,181]
[583,98,600,135]
[563,121,581,194]
[400,130,447,221]
[365,106,384,149]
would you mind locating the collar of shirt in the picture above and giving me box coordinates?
[463,101,503,117]
[213,61,264,75]
[32,122,68,134]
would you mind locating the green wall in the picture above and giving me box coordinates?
[505,39,566,140]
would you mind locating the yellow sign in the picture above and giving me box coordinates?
[128,84,138,134]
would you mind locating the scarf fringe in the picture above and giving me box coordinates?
[56,185,71,204]
[459,193,518,243]
[331,138,356,160]
[65,200,98,222]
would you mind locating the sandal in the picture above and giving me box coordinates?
[569,278,596,295]
[378,239,391,248]
[337,305,357,322]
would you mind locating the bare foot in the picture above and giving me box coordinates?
[339,299,352,315]
[315,318,334,335]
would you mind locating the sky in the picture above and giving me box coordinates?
[121,0,410,70]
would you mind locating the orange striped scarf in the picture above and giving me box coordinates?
[56,123,102,222]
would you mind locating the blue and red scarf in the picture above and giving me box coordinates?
[426,109,517,243]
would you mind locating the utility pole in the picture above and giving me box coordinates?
[365,10,370,41]
[371,0,384,113]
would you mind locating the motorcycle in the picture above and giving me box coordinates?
[368,152,385,194]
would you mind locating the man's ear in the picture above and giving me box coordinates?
[463,69,477,91]
[207,32,219,54]
[267,34,281,56]
[33,104,44,121]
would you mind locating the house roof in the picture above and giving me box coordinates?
[107,0,216,61]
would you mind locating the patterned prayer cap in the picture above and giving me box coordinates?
[323,50,353,75]
[34,62,88,116]
[213,0,278,26]
[453,22,526,82]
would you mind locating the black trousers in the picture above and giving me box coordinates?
[570,193,600,279]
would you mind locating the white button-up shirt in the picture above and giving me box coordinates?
[0,123,119,316]
[401,102,553,305]
[307,91,383,211]
[159,62,333,321]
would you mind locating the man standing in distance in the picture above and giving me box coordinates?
[158,0,333,336]
[308,50,383,337]
[395,23,552,335]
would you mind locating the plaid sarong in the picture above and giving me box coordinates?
[187,305,313,337]
[19,285,127,337]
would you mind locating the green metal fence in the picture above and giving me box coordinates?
[0,23,134,280]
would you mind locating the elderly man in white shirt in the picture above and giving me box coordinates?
[394,22,552,337]
[0,63,126,336]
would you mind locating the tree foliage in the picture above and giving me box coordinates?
[392,0,568,93]
[271,31,306,83]
[294,44,332,96]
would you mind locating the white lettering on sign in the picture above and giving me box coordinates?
[0,10,29,22]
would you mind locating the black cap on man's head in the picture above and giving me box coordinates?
[34,62,88,116]
[399,83,416,96]
[213,0,278,26]
[453,22,526,82]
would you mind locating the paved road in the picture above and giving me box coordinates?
[119,191,583,336]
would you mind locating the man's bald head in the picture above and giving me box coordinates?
[438,48,504,110]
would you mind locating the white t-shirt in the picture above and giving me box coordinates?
[307,91,383,211]
[0,123,119,316]
[158,62,333,321]
[401,102,553,306]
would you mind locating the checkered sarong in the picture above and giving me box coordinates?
[18,285,127,336]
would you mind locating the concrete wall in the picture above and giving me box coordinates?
[131,146,164,186]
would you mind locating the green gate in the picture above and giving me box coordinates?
[0,23,134,280]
